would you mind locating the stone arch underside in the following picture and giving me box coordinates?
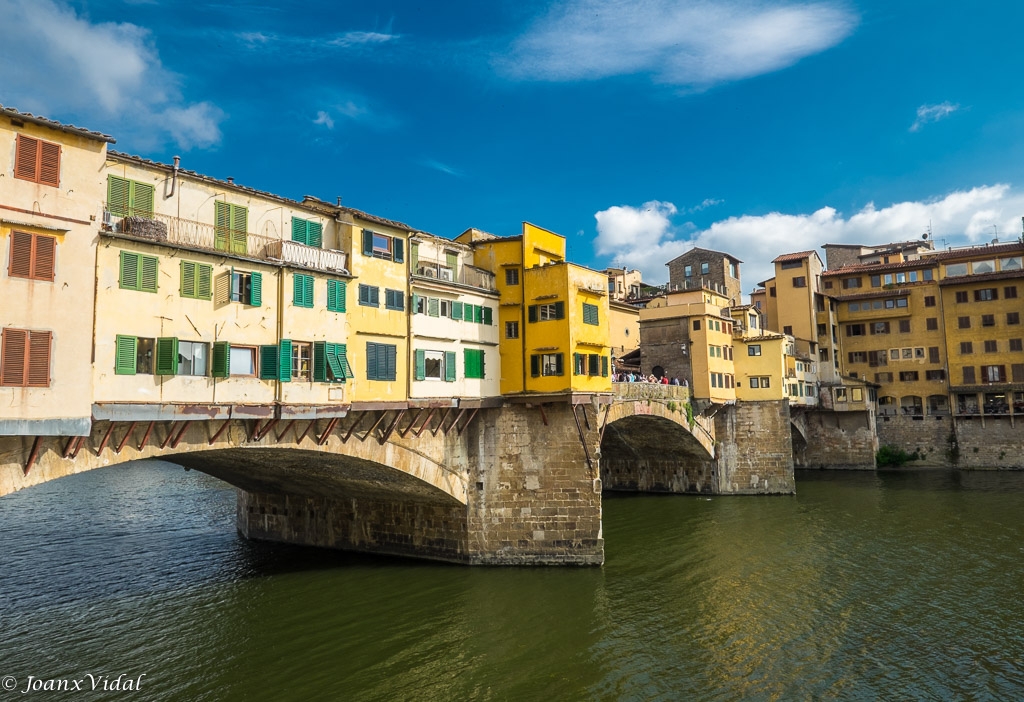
[600,414,717,493]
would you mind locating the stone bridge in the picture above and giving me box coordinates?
[0,387,794,566]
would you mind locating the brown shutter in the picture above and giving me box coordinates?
[27,331,51,387]
[14,134,38,181]
[39,141,61,187]
[33,235,56,281]
[9,231,33,278]
[0,328,28,386]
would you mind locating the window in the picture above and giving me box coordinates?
[1001,257,1022,271]
[984,340,998,353]
[958,316,971,329]
[464,349,486,379]
[14,134,60,187]
[973,260,995,274]
[884,297,908,309]
[385,289,405,311]
[875,372,893,383]
[926,369,946,381]
[310,342,350,383]
[899,371,919,382]
[1009,312,1021,325]
[701,262,709,275]
[843,277,861,289]
[415,350,452,381]
[834,387,847,402]
[899,320,911,333]
[962,366,976,384]
[8,231,56,282]
[362,230,404,263]
[851,388,863,402]
[817,323,827,336]
[769,287,776,297]
[358,284,379,307]
[871,321,890,335]
[868,350,887,367]
[975,288,998,302]
[926,318,938,331]
[870,275,881,287]
[924,295,936,307]
[327,280,346,312]
[529,302,565,322]
[114,335,155,375]
[783,325,793,335]
[849,351,867,363]
[693,320,701,331]
[231,270,262,305]
[293,273,315,308]
[214,201,248,255]
[531,353,564,377]
[982,365,1006,382]
[180,261,213,300]
[119,251,158,293]
[684,265,692,277]
[750,377,759,388]
[780,260,801,270]
[107,175,154,218]
[729,262,737,278]
[824,281,833,289]
[947,263,968,277]
[955,291,969,303]
[0,328,51,387]
[229,346,257,376]
[960,341,973,354]
[981,314,995,327]
[928,347,940,363]
[366,342,397,381]
[505,321,519,339]
[289,342,312,381]
[291,217,323,247]
[1010,339,1023,352]
[582,303,600,325]
[792,276,807,288]
[1015,365,1024,382]
[173,340,207,376]
[506,268,519,285]
[1005,286,1018,299]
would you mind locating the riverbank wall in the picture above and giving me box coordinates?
[876,415,1024,469]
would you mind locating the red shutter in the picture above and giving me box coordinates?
[9,231,33,278]
[33,235,56,281]
[39,141,61,187]
[27,331,51,387]
[14,135,38,181]
[0,328,28,386]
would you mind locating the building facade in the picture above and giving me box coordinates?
[666,247,742,306]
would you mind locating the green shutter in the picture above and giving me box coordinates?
[602,356,609,377]
[445,351,456,381]
[446,252,458,272]
[451,301,463,320]
[181,260,196,298]
[197,264,212,300]
[108,176,130,217]
[120,251,139,290]
[327,280,337,311]
[554,301,565,319]
[155,337,178,375]
[528,305,538,323]
[279,339,292,382]
[366,342,378,380]
[474,305,484,324]
[410,243,419,270]
[555,354,564,376]
[326,343,345,382]
[337,281,346,312]
[394,238,404,263]
[305,275,314,308]
[385,345,397,381]
[428,297,440,317]
[362,230,374,256]
[292,217,309,244]
[132,181,155,217]
[412,294,421,314]
[214,201,230,251]
[115,335,137,375]
[308,221,323,248]
[414,349,426,381]
[230,206,248,255]
[482,307,492,325]
[313,341,328,382]
[574,353,583,375]
[140,256,158,293]
[338,344,352,379]
[530,354,540,377]
[294,274,306,307]
[259,345,279,380]
[249,271,262,306]
[212,341,230,377]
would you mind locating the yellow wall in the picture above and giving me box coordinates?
[734,336,786,401]
[609,302,640,355]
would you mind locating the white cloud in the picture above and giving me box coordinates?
[688,198,723,213]
[910,102,960,132]
[0,0,222,149]
[594,185,1024,292]
[327,31,399,48]
[422,159,465,177]
[499,0,857,88]
[313,111,335,129]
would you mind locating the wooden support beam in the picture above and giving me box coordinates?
[96,422,116,455]
[254,418,278,442]
[62,435,79,459]
[581,405,592,430]
[114,421,137,455]
[572,404,595,475]
[431,408,450,437]
[69,435,86,459]
[457,408,479,436]
[295,419,316,445]
[169,421,192,449]
[317,416,340,445]
[414,408,436,438]
[397,409,421,438]
[248,419,264,442]
[362,411,389,442]
[23,436,42,476]
[598,406,610,444]
[208,419,232,446]
[138,422,155,451]
[443,409,465,436]
[160,422,178,449]
[342,412,364,444]
[276,419,296,442]
[539,404,548,426]
[378,410,404,445]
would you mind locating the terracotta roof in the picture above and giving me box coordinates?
[2,104,115,143]
[823,259,933,276]
[772,250,817,263]
[927,241,1024,262]
[824,241,1024,275]
[938,268,1024,286]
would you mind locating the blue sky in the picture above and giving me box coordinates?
[3,0,1024,290]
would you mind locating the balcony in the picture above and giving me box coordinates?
[103,207,348,274]
[413,258,496,291]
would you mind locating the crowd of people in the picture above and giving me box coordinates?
[612,372,687,386]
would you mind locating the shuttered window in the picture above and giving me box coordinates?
[1,328,51,387]
[8,231,56,282]
[313,341,348,382]
[211,341,230,378]
[327,280,346,312]
[214,201,248,255]
[107,175,155,218]
[464,349,484,379]
[180,261,213,299]
[582,303,599,325]
[293,273,314,308]
[385,289,404,311]
[366,342,397,381]
[119,251,159,292]
[14,134,61,187]
[291,217,323,247]
[358,284,379,307]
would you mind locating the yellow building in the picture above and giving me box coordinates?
[608,300,641,357]
[734,333,788,401]
[0,107,113,436]
[461,223,612,395]
[602,267,643,301]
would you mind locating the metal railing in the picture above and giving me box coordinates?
[412,257,496,291]
[103,207,348,273]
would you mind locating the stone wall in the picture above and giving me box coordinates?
[951,417,1024,469]
[714,401,796,493]
[873,415,1024,469]
[876,414,953,467]
[796,409,877,469]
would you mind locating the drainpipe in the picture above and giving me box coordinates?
[276,263,285,406]
[170,156,180,197]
